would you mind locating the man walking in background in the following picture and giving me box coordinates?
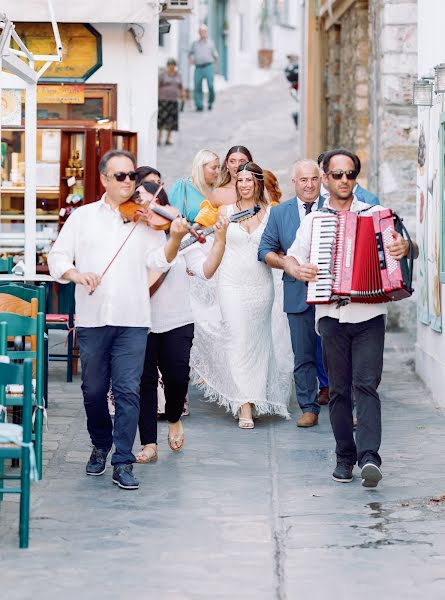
[189,24,218,112]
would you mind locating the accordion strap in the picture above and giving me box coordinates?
[393,212,414,293]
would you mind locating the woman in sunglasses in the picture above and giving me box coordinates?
[134,177,230,463]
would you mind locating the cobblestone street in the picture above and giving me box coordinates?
[2,76,445,600]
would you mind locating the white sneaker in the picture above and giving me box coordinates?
[361,463,382,488]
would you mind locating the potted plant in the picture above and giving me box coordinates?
[258,0,274,68]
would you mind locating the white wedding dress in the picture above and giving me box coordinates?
[190,205,292,418]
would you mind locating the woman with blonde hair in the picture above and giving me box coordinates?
[195,145,253,226]
[169,149,220,222]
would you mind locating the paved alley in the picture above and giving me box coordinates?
[2,75,445,600]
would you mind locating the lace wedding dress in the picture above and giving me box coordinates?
[190,205,292,418]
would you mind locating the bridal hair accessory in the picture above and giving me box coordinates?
[239,162,264,181]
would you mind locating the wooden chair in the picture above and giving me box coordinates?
[0,283,48,403]
[0,256,13,274]
[0,312,45,480]
[0,348,35,548]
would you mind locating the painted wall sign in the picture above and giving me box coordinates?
[37,85,85,104]
[14,23,102,83]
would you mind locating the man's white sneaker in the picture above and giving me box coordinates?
[361,463,382,488]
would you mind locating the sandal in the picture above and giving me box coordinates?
[135,444,158,464]
[168,421,184,452]
[238,417,255,430]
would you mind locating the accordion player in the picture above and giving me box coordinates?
[306,207,414,305]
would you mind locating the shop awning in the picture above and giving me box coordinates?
[0,0,157,23]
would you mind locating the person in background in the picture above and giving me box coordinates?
[168,149,220,223]
[189,24,219,112]
[195,146,253,226]
[263,169,283,205]
[317,151,380,205]
[158,58,186,146]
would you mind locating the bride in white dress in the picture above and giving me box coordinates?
[190,162,292,428]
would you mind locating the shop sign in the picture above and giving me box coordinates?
[14,23,102,83]
[37,85,85,104]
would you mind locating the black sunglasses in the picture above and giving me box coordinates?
[109,171,137,182]
[328,170,358,181]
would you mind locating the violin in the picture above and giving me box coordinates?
[120,188,206,242]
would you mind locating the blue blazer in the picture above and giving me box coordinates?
[258,196,325,314]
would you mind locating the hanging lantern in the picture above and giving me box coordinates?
[413,79,433,106]
[434,63,445,94]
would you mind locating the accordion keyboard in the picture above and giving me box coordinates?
[307,214,338,304]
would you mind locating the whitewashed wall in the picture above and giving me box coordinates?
[415,0,445,406]
[87,22,160,167]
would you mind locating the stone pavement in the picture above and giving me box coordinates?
[2,76,445,599]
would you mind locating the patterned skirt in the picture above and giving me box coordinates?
[158,99,179,130]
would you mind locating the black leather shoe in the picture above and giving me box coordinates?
[361,463,382,488]
[332,463,354,483]
[86,446,110,476]
[112,464,139,490]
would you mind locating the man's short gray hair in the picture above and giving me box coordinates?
[292,159,320,179]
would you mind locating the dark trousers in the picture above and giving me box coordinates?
[76,326,148,466]
[318,315,385,467]
[287,306,322,415]
[139,324,194,445]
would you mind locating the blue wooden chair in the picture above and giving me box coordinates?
[0,312,45,480]
[0,344,36,548]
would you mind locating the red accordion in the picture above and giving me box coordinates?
[307,208,413,305]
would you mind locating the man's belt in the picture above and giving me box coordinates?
[195,62,213,68]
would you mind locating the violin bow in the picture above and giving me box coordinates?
[89,183,164,296]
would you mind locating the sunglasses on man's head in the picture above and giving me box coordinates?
[108,171,137,182]
[328,170,358,181]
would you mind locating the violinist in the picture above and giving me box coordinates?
[134,174,230,464]
[48,150,190,491]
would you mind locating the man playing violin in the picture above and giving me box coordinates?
[48,149,190,490]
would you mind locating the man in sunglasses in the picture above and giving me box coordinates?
[285,148,414,489]
[48,149,190,491]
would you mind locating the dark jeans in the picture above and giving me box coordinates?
[139,324,194,445]
[76,326,148,466]
[318,315,385,468]
[287,306,326,415]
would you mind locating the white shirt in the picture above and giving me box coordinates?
[287,196,387,328]
[150,239,208,333]
[48,196,173,328]
[297,196,318,222]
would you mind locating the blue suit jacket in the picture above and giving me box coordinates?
[355,183,380,205]
[258,196,325,314]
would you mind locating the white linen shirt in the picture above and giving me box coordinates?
[48,196,173,328]
[150,239,209,334]
[287,196,388,328]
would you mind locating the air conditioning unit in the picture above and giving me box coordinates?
[161,0,194,19]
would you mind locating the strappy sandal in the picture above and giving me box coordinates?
[168,421,184,452]
[135,444,158,464]
[238,417,255,430]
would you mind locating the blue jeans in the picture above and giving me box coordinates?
[287,306,327,415]
[194,63,215,109]
[76,326,148,466]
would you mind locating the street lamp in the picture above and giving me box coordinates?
[434,63,445,94]
[413,78,433,106]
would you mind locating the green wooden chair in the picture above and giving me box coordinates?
[0,283,49,402]
[46,282,76,382]
[0,256,13,274]
[0,312,45,480]
[0,350,36,548]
